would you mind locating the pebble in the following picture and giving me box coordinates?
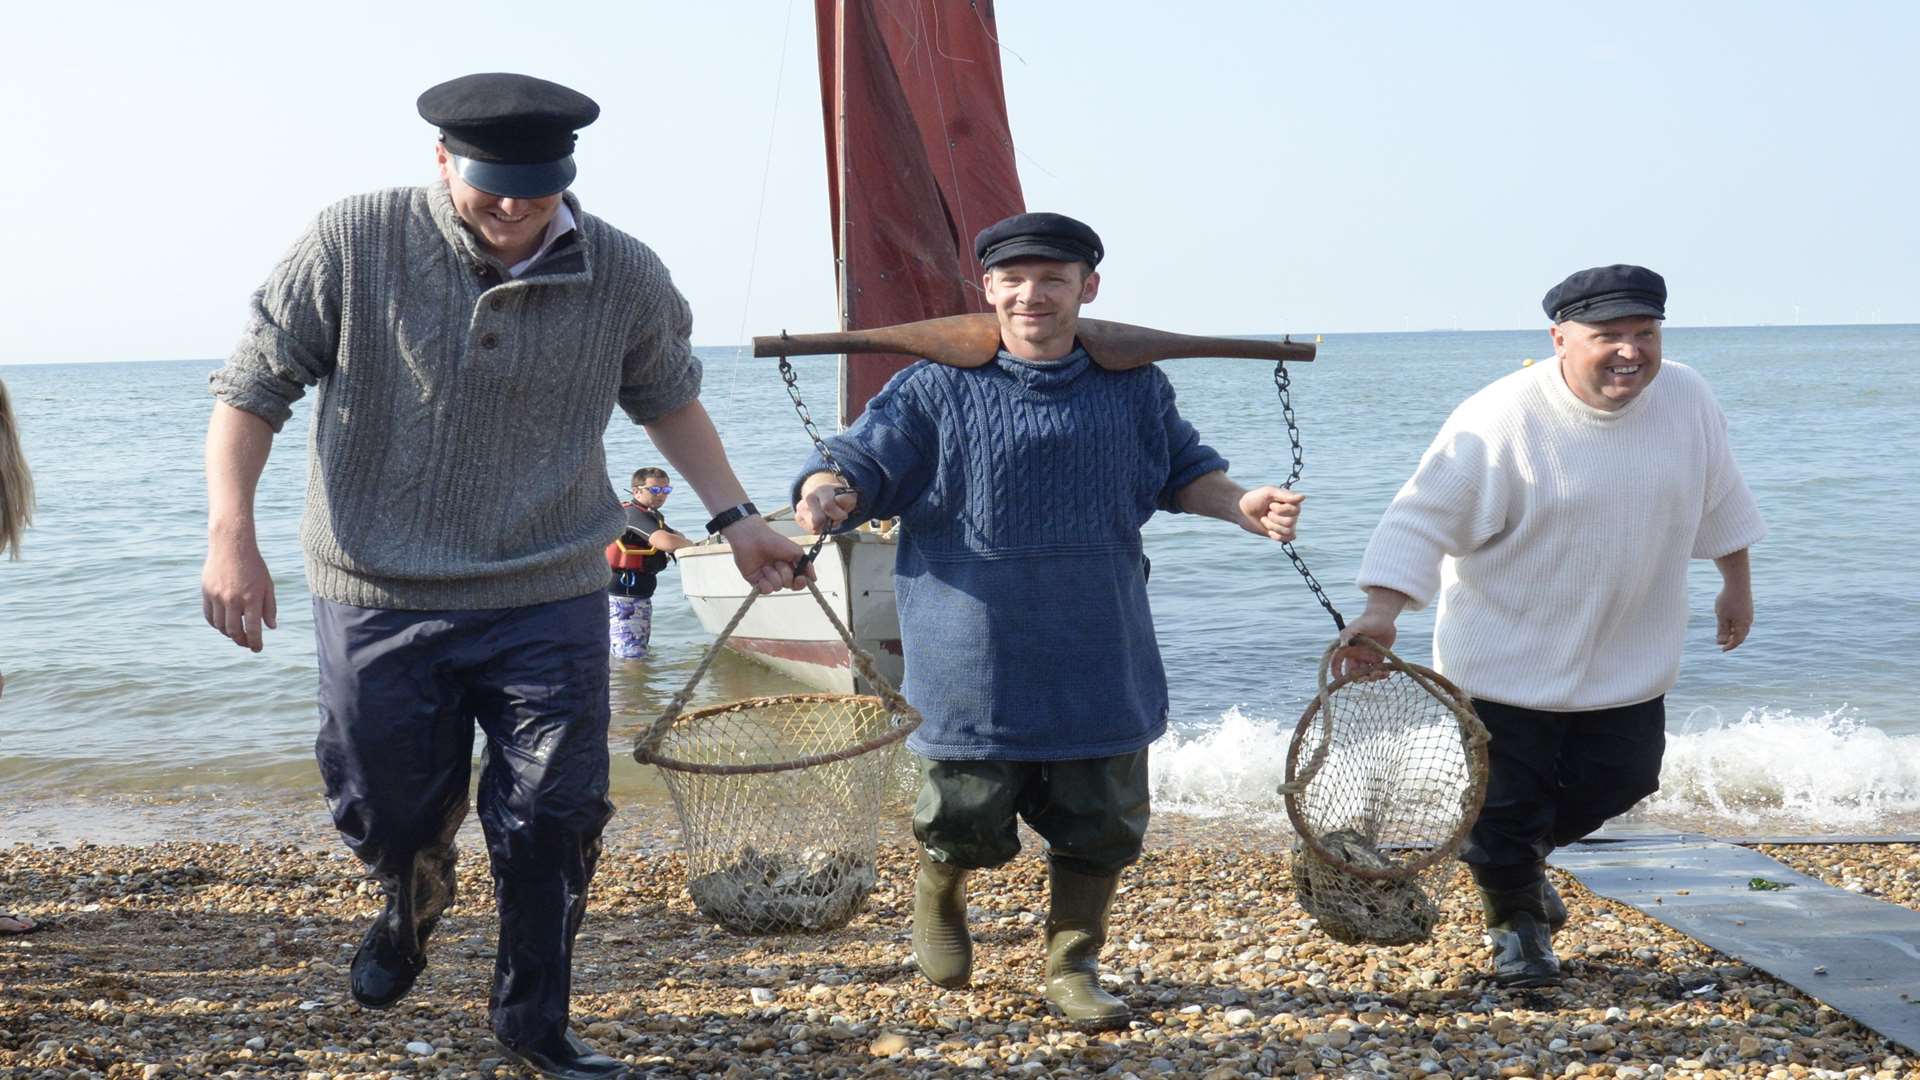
[2,834,1914,1078]
[869,1031,911,1056]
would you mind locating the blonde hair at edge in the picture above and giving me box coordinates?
[0,379,34,559]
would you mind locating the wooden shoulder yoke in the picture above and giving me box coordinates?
[752,313,1316,370]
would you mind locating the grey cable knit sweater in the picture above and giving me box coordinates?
[210,183,702,610]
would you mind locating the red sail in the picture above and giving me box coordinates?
[816,0,1025,425]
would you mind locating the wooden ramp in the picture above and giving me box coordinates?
[1554,832,1920,1055]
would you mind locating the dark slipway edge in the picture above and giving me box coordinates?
[1554,828,1920,1056]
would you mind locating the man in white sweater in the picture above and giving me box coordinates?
[1336,265,1765,988]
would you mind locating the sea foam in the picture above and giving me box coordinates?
[1152,703,1920,836]
[1647,704,1920,832]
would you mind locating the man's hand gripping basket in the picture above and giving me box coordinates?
[1281,636,1490,945]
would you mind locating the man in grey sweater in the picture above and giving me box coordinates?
[201,73,803,1080]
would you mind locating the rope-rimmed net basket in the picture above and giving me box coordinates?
[634,563,920,935]
[1281,636,1490,945]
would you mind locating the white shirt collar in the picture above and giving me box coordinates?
[506,202,578,278]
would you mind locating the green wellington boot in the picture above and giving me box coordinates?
[1042,864,1131,1030]
[912,853,972,989]
[1543,873,1569,937]
[1477,881,1563,988]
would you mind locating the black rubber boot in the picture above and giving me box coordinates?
[495,1028,628,1079]
[912,852,972,989]
[1477,882,1562,988]
[1042,863,1131,1030]
[349,899,431,1009]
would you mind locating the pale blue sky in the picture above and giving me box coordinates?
[3,1,1915,364]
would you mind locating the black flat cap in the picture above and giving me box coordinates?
[418,73,600,198]
[975,212,1104,269]
[1543,264,1667,323]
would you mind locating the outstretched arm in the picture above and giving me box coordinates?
[1713,548,1753,651]
[645,399,809,592]
[202,403,278,652]
[1173,470,1304,541]
[648,528,697,553]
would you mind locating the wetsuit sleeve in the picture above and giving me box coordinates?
[209,210,344,432]
[624,507,662,542]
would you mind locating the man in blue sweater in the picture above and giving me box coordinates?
[793,212,1304,1028]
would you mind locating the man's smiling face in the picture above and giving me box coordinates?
[435,143,562,263]
[1551,315,1664,410]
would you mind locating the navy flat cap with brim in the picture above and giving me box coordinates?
[418,72,600,198]
[975,212,1104,269]
[1543,264,1667,323]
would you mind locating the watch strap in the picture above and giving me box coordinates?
[705,501,760,535]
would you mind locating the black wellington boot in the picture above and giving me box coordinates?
[912,852,973,989]
[349,855,454,1009]
[495,1028,628,1079]
[1477,881,1562,988]
[349,898,429,1009]
[1042,863,1131,1030]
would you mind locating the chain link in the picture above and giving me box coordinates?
[779,352,845,573]
[1274,361,1346,633]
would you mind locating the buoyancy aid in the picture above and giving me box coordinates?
[606,503,672,575]
[605,535,657,571]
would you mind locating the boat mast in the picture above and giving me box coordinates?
[833,0,855,429]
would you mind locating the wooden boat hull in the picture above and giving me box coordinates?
[677,523,902,694]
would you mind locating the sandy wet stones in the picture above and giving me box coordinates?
[0,835,1915,1077]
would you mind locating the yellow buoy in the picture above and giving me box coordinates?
[1522,357,1535,367]
[1315,334,1324,344]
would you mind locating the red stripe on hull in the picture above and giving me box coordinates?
[728,637,904,666]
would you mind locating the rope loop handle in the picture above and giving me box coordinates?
[1279,634,1486,797]
[1278,633,1490,880]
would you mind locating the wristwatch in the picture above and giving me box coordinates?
[705,501,760,535]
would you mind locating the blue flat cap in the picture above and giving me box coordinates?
[1543,265,1667,323]
[974,212,1104,269]
[418,73,599,198]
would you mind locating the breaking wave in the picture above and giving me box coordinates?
[1152,703,1920,836]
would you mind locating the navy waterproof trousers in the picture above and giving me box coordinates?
[313,591,614,1048]
[1460,695,1667,890]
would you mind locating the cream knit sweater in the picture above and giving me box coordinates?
[1357,358,1765,710]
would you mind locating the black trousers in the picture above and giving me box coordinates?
[1460,695,1666,890]
[911,749,1151,876]
[313,591,614,1048]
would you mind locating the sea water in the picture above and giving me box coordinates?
[1,324,1916,837]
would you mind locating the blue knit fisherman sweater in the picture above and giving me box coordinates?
[795,348,1227,761]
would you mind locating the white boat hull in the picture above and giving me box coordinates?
[678,522,902,694]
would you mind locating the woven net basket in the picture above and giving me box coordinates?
[1282,637,1489,945]
[634,575,919,935]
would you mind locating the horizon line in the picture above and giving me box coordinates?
[4,320,1915,368]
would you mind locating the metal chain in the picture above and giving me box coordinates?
[779,350,849,575]
[781,351,845,478]
[1274,361,1345,632]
